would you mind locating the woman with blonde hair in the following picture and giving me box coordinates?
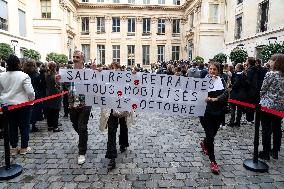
[259,53,284,160]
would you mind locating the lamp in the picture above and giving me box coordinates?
[237,43,244,49]
[268,37,277,44]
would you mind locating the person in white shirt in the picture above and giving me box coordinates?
[0,55,35,155]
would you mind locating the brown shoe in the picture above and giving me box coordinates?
[19,147,31,155]
[10,147,20,156]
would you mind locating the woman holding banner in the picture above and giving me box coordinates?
[199,61,229,174]
[259,53,284,160]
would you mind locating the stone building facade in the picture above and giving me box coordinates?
[1,0,283,66]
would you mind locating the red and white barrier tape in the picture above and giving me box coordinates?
[0,91,68,113]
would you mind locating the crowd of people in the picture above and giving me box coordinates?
[0,51,283,174]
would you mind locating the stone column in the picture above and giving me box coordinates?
[165,17,173,61]
[151,17,158,63]
[89,16,96,61]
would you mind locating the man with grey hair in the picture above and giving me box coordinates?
[69,50,92,165]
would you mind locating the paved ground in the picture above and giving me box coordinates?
[0,108,284,189]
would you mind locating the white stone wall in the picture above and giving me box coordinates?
[0,0,35,58]
[225,0,284,61]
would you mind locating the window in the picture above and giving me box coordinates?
[81,17,89,34]
[237,0,243,4]
[113,0,120,2]
[235,14,242,39]
[173,0,180,5]
[97,17,105,33]
[97,45,105,65]
[172,46,180,60]
[157,19,165,34]
[0,0,8,31]
[40,0,51,18]
[81,44,90,63]
[82,0,89,2]
[112,17,120,32]
[128,0,135,3]
[173,19,180,33]
[158,0,165,4]
[18,9,26,37]
[157,45,165,62]
[143,18,151,34]
[97,0,104,2]
[258,0,269,32]
[127,45,135,66]
[143,0,150,4]
[142,45,150,65]
[128,18,135,33]
[112,45,120,63]
[209,4,219,23]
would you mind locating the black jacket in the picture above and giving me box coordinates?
[205,78,229,116]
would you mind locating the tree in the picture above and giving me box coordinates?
[229,48,248,65]
[23,49,41,61]
[0,43,13,61]
[213,53,227,64]
[193,56,204,63]
[46,52,68,64]
[259,42,284,63]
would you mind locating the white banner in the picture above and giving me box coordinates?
[59,69,215,117]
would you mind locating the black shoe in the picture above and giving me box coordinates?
[270,150,278,159]
[108,158,116,170]
[259,151,270,160]
[53,128,63,132]
[31,127,39,132]
[234,122,240,127]
[58,123,63,126]
[120,146,127,153]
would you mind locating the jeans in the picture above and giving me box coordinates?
[200,112,222,162]
[105,113,129,159]
[8,106,32,148]
[261,112,282,153]
[70,106,91,155]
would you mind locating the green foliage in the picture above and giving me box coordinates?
[229,48,248,64]
[23,49,41,61]
[259,42,284,63]
[193,56,204,63]
[46,52,68,64]
[0,43,13,61]
[213,53,227,64]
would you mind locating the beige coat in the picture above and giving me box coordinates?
[99,108,137,132]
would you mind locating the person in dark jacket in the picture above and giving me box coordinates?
[244,57,259,122]
[45,61,62,132]
[23,60,45,132]
[229,63,247,127]
[199,61,229,174]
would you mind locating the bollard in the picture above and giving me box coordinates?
[243,104,269,172]
[0,106,23,180]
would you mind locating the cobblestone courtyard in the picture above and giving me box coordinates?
[0,108,284,189]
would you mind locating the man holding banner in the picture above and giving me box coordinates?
[68,50,92,165]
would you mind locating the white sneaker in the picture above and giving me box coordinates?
[78,155,86,165]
